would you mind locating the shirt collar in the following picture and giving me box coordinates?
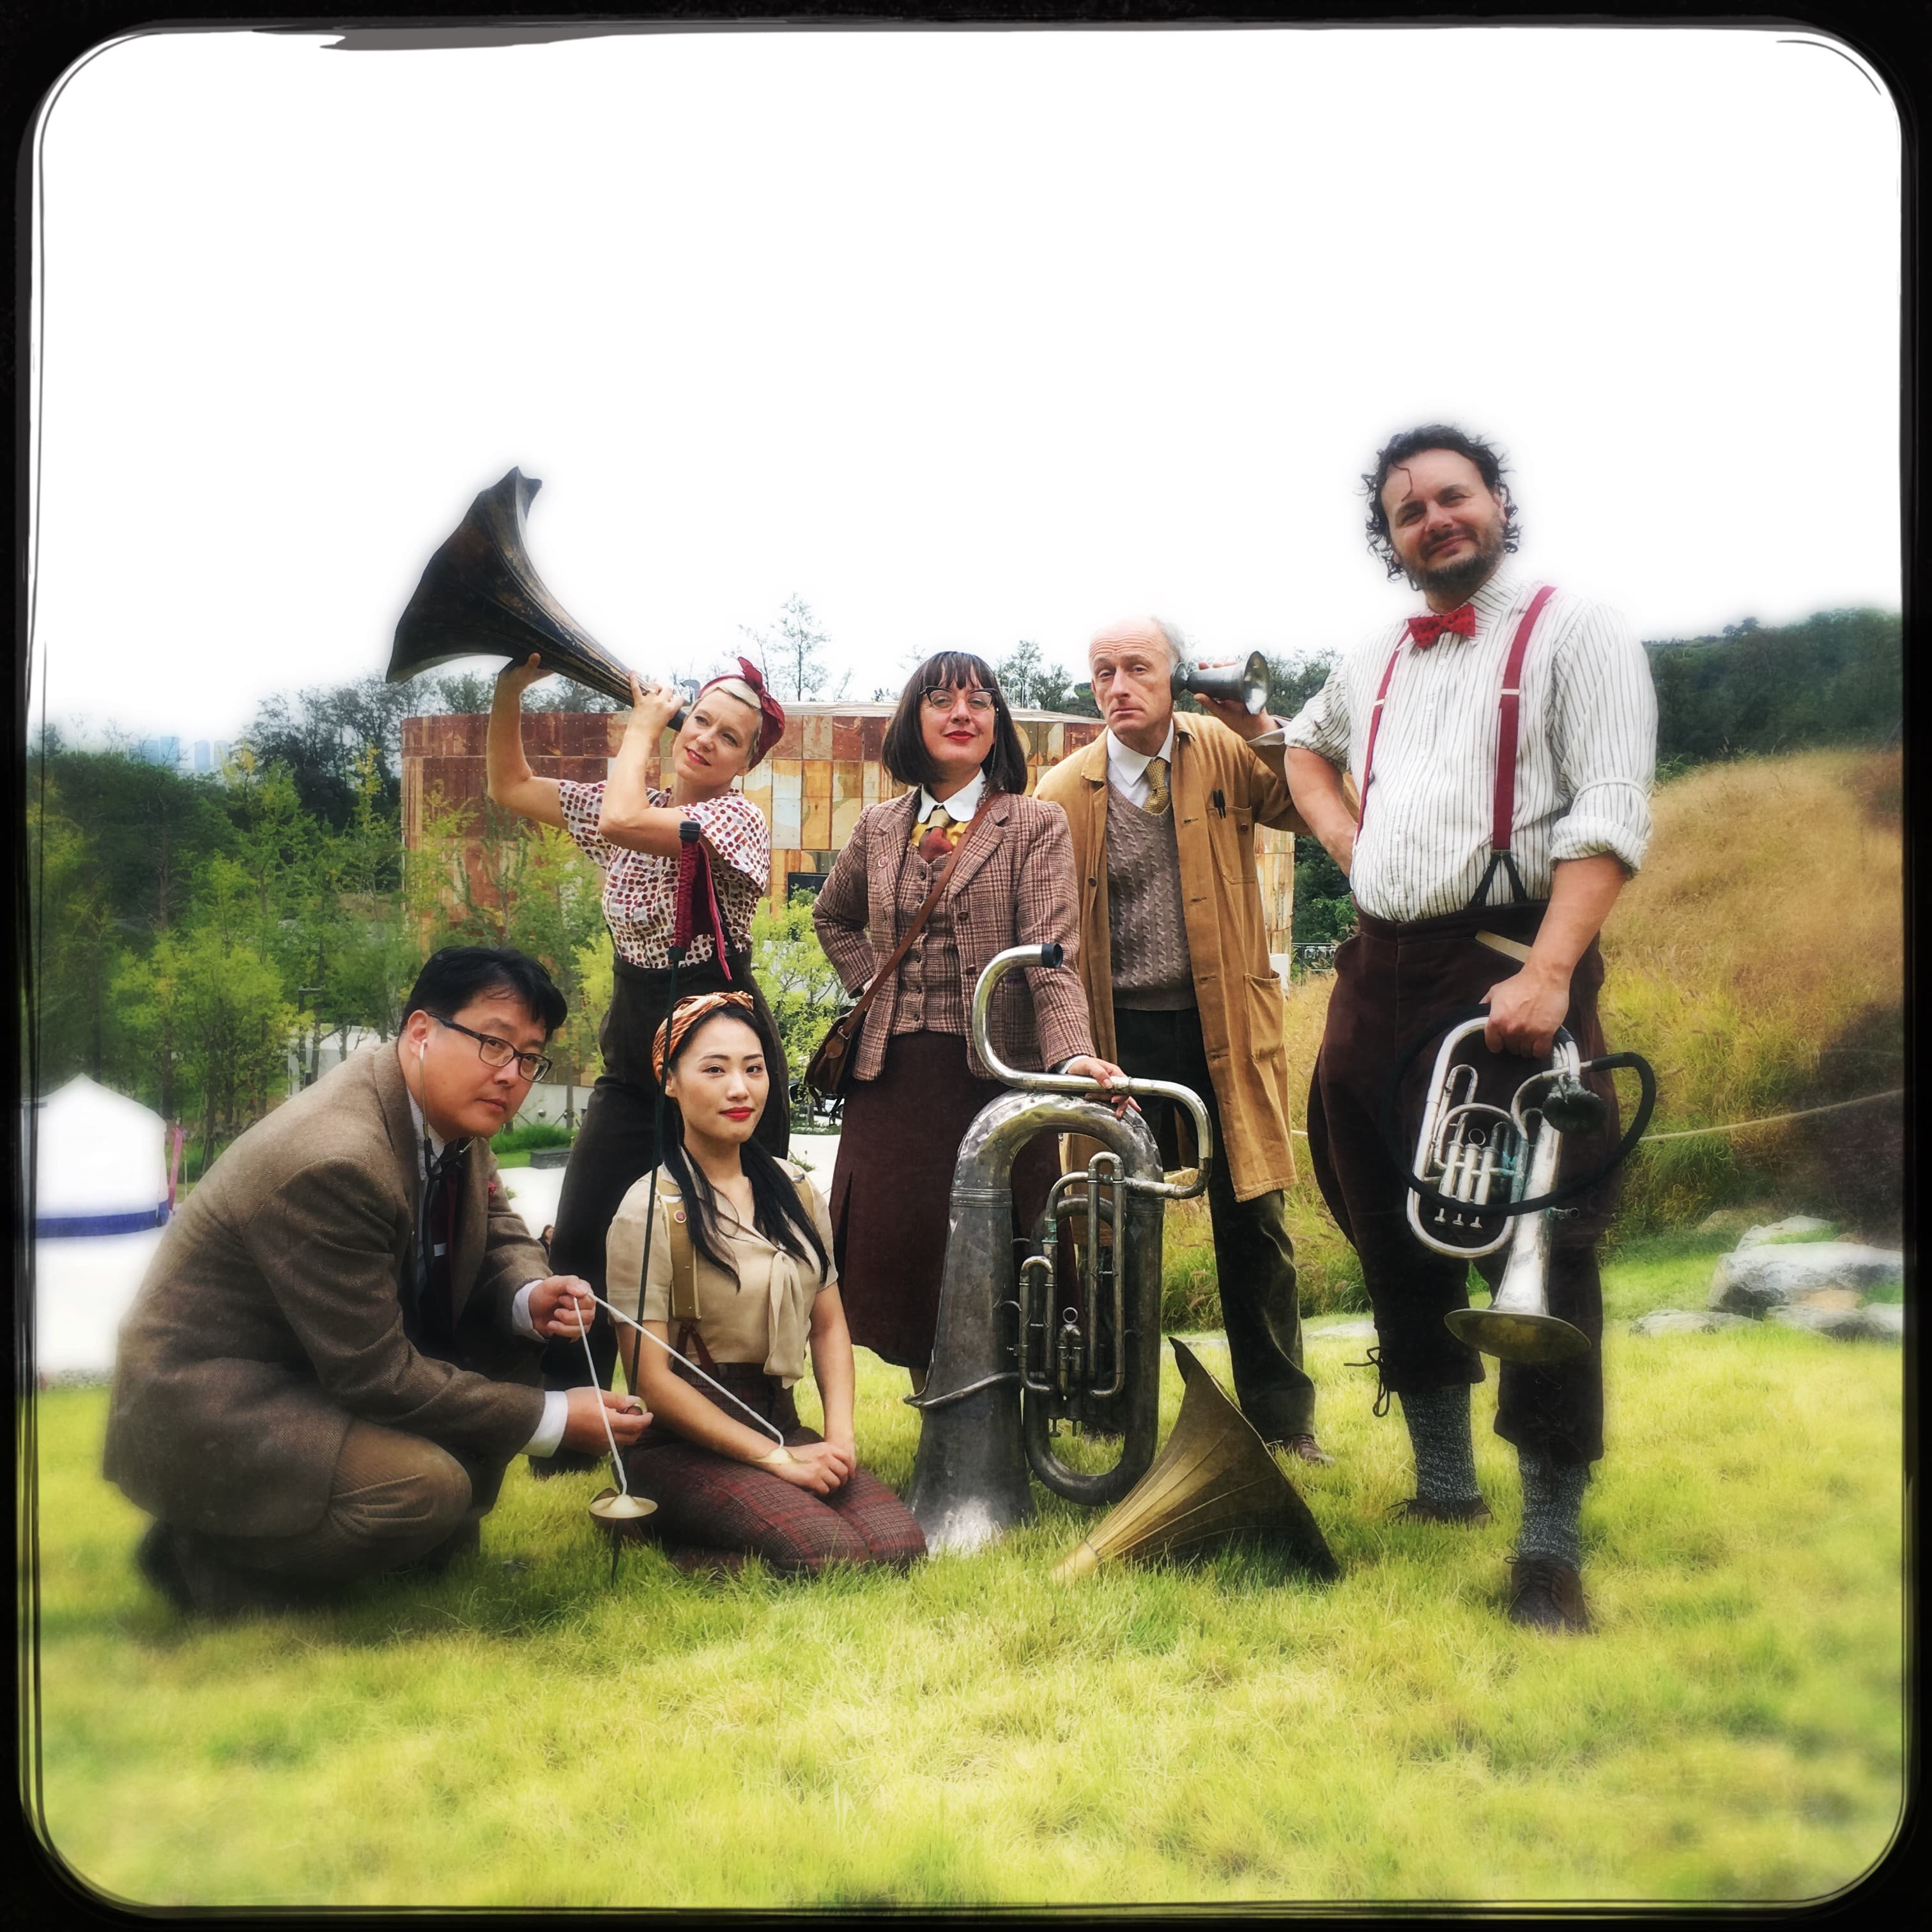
[1468,567,1525,622]
[917,766,986,824]
[1105,721,1176,788]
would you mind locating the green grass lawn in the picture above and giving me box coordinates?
[26,1254,1905,1908]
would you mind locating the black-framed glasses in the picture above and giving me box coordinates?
[431,1015,552,1083]
[921,687,996,714]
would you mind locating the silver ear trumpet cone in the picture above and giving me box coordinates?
[1172,649,1269,716]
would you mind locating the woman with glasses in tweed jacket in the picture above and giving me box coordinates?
[812,652,1126,1391]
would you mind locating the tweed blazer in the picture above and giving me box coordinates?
[103,1045,549,1540]
[811,788,1094,1082]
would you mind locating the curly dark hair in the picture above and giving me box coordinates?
[881,650,1031,796]
[1363,424,1521,579]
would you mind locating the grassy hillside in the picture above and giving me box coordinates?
[1229,748,1904,1317]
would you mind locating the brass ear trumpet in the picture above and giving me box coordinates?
[387,468,693,724]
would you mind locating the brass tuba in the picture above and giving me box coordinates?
[905,946,1215,1553]
[386,468,691,724]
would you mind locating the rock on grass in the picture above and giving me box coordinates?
[1709,1243,1903,1314]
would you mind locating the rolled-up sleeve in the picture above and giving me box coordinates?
[558,779,617,871]
[1549,604,1657,874]
[1279,667,1353,767]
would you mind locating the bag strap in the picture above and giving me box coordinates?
[839,808,986,1026]
[663,1192,699,1325]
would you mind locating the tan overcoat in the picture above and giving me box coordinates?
[1034,716,1307,1202]
[812,788,1094,1081]
[103,1044,548,1540]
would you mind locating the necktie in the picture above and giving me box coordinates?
[1406,604,1478,649]
[411,1143,466,1359]
[1142,755,1172,817]
[913,803,958,866]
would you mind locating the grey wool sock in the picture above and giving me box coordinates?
[1397,1384,1481,1506]
[1515,1450,1590,1570]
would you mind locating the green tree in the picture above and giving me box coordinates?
[751,892,847,1119]
[26,776,128,1089]
[742,594,845,702]
[994,640,1096,716]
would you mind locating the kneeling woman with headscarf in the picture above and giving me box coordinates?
[603,993,926,1574]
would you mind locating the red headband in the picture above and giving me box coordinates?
[696,656,787,767]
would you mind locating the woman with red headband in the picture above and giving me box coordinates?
[603,991,924,1574]
[488,652,790,1462]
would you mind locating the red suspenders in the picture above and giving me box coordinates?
[1354,584,1556,906]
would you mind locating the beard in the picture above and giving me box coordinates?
[1407,518,1508,602]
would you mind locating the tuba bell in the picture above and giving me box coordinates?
[386,469,691,724]
[905,945,1216,1553]
[1052,1338,1337,1583]
[1402,1015,1654,1365]
[1172,648,1269,716]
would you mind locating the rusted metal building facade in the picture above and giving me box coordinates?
[400,704,1296,956]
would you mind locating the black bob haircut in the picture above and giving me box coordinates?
[881,651,1031,797]
[1363,424,1522,579]
[656,1004,831,1287]
[402,946,567,1038]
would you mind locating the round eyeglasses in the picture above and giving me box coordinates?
[921,688,996,714]
[431,1014,553,1083]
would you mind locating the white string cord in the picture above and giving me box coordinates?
[1288,1086,1902,1142]
[578,1317,633,1498]
[584,1287,786,1446]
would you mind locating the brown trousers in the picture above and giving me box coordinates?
[1305,900,1621,1466]
[176,1421,507,1604]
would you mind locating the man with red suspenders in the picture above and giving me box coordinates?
[1277,425,1657,1632]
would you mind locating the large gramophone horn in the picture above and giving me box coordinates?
[387,468,686,724]
[1051,1338,1338,1583]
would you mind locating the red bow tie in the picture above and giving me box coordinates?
[1406,604,1478,649]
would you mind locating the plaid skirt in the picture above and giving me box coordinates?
[623,1360,925,1573]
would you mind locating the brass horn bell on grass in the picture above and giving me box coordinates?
[1050,1338,1338,1583]
[387,468,689,726]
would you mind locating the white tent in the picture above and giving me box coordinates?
[29,1077,172,1379]
[31,1075,170,1235]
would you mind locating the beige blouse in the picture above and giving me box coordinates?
[604,1162,837,1387]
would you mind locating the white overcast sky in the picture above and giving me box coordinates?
[26,24,1901,747]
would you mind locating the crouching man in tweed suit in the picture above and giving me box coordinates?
[105,947,652,1616]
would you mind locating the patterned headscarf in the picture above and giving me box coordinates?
[695,656,786,767]
[652,990,756,1085]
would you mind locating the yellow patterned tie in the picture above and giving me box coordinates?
[912,803,956,864]
[1143,755,1172,818]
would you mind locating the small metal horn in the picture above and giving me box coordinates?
[1172,649,1269,716]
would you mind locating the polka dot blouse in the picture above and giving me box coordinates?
[558,779,770,970]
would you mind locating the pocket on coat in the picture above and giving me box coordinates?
[1216,808,1259,884]
[1245,970,1288,1061]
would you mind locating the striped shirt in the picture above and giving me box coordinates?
[1280,571,1656,923]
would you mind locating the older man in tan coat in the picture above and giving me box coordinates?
[105,946,650,1614]
[1036,618,1327,1459]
